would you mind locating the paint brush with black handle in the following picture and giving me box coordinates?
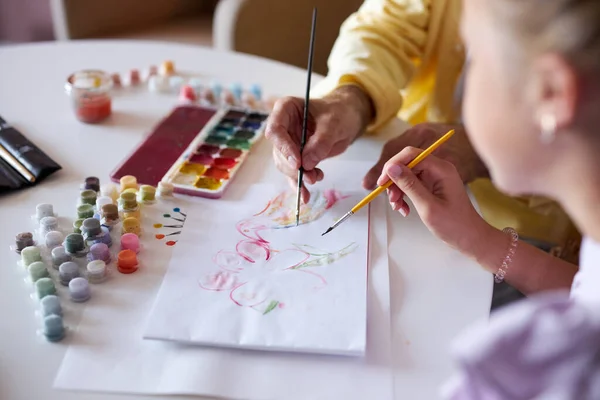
[295,7,318,226]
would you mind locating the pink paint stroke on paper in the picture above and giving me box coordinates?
[198,189,358,315]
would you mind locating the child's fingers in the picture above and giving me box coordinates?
[387,186,403,203]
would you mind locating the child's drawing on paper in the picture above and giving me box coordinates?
[199,189,358,315]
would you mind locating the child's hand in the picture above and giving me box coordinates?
[378,147,492,257]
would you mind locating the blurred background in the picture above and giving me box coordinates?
[0,0,363,75]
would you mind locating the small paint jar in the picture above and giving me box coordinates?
[111,73,122,88]
[92,227,112,248]
[80,189,97,206]
[100,183,119,202]
[69,277,91,302]
[148,65,158,77]
[40,295,62,317]
[138,185,156,204]
[249,83,262,100]
[83,176,100,192]
[221,89,236,106]
[59,261,79,286]
[210,81,222,99]
[73,219,84,234]
[21,246,41,267]
[122,217,141,237]
[119,175,137,192]
[117,250,138,274]
[129,69,141,86]
[29,261,50,283]
[148,75,169,93]
[169,76,185,93]
[88,242,110,263]
[77,204,94,219]
[51,246,71,268]
[65,70,112,124]
[229,82,243,101]
[179,85,197,103]
[35,203,54,221]
[36,277,56,299]
[200,87,216,105]
[39,216,58,236]
[15,232,34,254]
[64,233,85,255]
[241,92,258,109]
[100,204,119,226]
[160,60,175,76]
[157,181,174,197]
[87,260,107,283]
[45,231,64,249]
[119,191,138,210]
[123,208,141,222]
[43,314,65,342]
[81,218,102,240]
[121,233,140,254]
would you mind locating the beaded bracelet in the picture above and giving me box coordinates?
[494,227,519,283]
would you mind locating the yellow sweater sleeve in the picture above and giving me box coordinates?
[312,0,431,132]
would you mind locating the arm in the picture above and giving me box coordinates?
[474,226,578,294]
[312,0,431,131]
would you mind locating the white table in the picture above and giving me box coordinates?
[0,41,492,400]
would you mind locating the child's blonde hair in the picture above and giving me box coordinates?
[492,0,600,71]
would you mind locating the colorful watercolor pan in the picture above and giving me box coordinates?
[162,106,268,198]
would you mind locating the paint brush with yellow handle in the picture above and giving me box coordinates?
[321,129,456,236]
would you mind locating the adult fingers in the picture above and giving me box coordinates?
[301,114,343,170]
[286,177,311,203]
[265,97,303,169]
[273,148,320,184]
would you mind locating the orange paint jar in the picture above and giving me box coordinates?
[65,70,113,124]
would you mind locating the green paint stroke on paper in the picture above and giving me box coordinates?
[292,243,358,269]
[263,300,279,315]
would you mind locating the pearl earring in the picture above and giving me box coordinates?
[540,113,557,144]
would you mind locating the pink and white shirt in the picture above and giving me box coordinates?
[443,237,600,400]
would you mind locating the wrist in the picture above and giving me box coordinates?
[471,225,514,274]
[327,85,374,132]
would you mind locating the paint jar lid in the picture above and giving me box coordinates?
[117,250,138,274]
[121,233,140,253]
[157,181,174,196]
[88,242,110,262]
[35,277,56,299]
[119,191,137,209]
[59,261,80,285]
[29,261,49,282]
[80,189,97,205]
[69,277,91,302]
[43,314,65,342]
[21,246,41,266]
[84,176,100,192]
[65,70,112,97]
[81,218,102,237]
[35,203,54,220]
[87,260,106,276]
[51,246,72,266]
[45,231,64,249]
[40,295,62,317]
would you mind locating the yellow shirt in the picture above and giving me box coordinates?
[313,0,580,259]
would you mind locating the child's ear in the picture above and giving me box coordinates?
[529,53,578,132]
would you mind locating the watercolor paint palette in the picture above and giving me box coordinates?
[161,107,268,198]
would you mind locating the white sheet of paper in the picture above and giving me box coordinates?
[54,160,393,399]
[143,184,369,356]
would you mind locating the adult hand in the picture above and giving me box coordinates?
[363,123,489,190]
[265,85,374,202]
[378,147,493,256]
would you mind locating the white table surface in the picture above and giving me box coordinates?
[0,40,492,400]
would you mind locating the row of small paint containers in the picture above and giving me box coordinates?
[110,60,274,111]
